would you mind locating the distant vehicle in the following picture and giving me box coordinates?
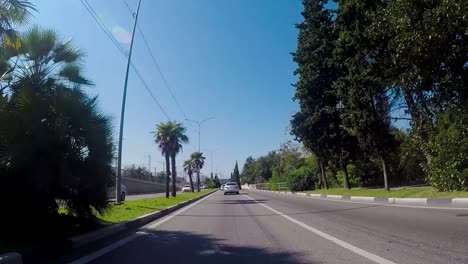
[220,184,225,190]
[182,184,192,192]
[201,185,207,189]
[224,182,239,195]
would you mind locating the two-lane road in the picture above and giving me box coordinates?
[72,190,468,264]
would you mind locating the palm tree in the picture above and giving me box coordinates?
[190,152,205,192]
[169,122,188,197]
[0,26,114,223]
[183,159,194,192]
[0,0,35,91]
[154,121,188,197]
[154,122,173,198]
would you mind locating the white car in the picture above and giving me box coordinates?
[224,182,239,195]
[181,184,192,192]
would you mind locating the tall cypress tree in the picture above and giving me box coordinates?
[233,161,241,189]
[290,0,339,189]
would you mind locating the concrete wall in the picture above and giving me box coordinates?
[122,177,166,195]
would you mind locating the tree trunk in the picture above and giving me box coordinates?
[341,162,350,189]
[401,84,421,128]
[196,166,201,192]
[171,154,176,197]
[319,158,328,189]
[379,153,389,191]
[165,154,171,198]
[188,172,194,192]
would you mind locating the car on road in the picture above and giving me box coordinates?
[223,182,239,195]
[108,184,127,201]
[220,184,225,190]
[182,184,192,192]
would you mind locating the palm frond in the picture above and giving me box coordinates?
[59,63,93,86]
[53,40,85,63]
[21,26,58,61]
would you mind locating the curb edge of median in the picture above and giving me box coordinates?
[254,189,468,209]
[68,190,217,250]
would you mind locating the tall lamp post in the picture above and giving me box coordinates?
[116,0,142,204]
[185,117,214,152]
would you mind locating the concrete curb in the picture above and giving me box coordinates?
[255,189,468,209]
[0,252,22,264]
[68,190,216,249]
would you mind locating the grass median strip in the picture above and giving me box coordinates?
[304,187,468,198]
[98,190,215,223]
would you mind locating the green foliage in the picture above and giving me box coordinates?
[422,108,468,191]
[190,152,206,192]
[213,175,221,188]
[336,164,362,188]
[153,121,188,197]
[286,166,317,192]
[0,26,113,232]
[267,175,286,191]
[232,161,241,189]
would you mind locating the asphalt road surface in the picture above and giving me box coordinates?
[71,190,468,264]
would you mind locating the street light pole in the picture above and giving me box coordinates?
[116,0,142,204]
[185,117,214,152]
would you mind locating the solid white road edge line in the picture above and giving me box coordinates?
[244,194,397,264]
[69,192,217,264]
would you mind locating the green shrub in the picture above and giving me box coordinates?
[422,108,468,191]
[267,175,286,191]
[286,167,317,192]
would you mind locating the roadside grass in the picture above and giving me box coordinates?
[97,189,215,223]
[303,187,468,198]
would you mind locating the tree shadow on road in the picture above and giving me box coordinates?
[90,229,313,264]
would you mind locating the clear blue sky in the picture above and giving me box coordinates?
[32,0,304,178]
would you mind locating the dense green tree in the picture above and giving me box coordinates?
[213,175,221,188]
[240,156,256,184]
[0,26,113,227]
[190,152,205,192]
[333,0,395,191]
[422,107,468,191]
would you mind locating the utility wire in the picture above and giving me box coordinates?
[121,0,134,16]
[80,0,128,56]
[120,0,187,119]
[79,0,171,120]
[136,24,188,119]
[131,62,171,120]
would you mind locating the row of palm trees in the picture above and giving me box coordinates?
[153,121,206,198]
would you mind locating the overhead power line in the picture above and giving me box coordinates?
[79,0,128,56]
[136,24,188,119]
[120,0,187,119]
[130,62,171,120]
[122,0,134,16]
[79,0,171,120]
